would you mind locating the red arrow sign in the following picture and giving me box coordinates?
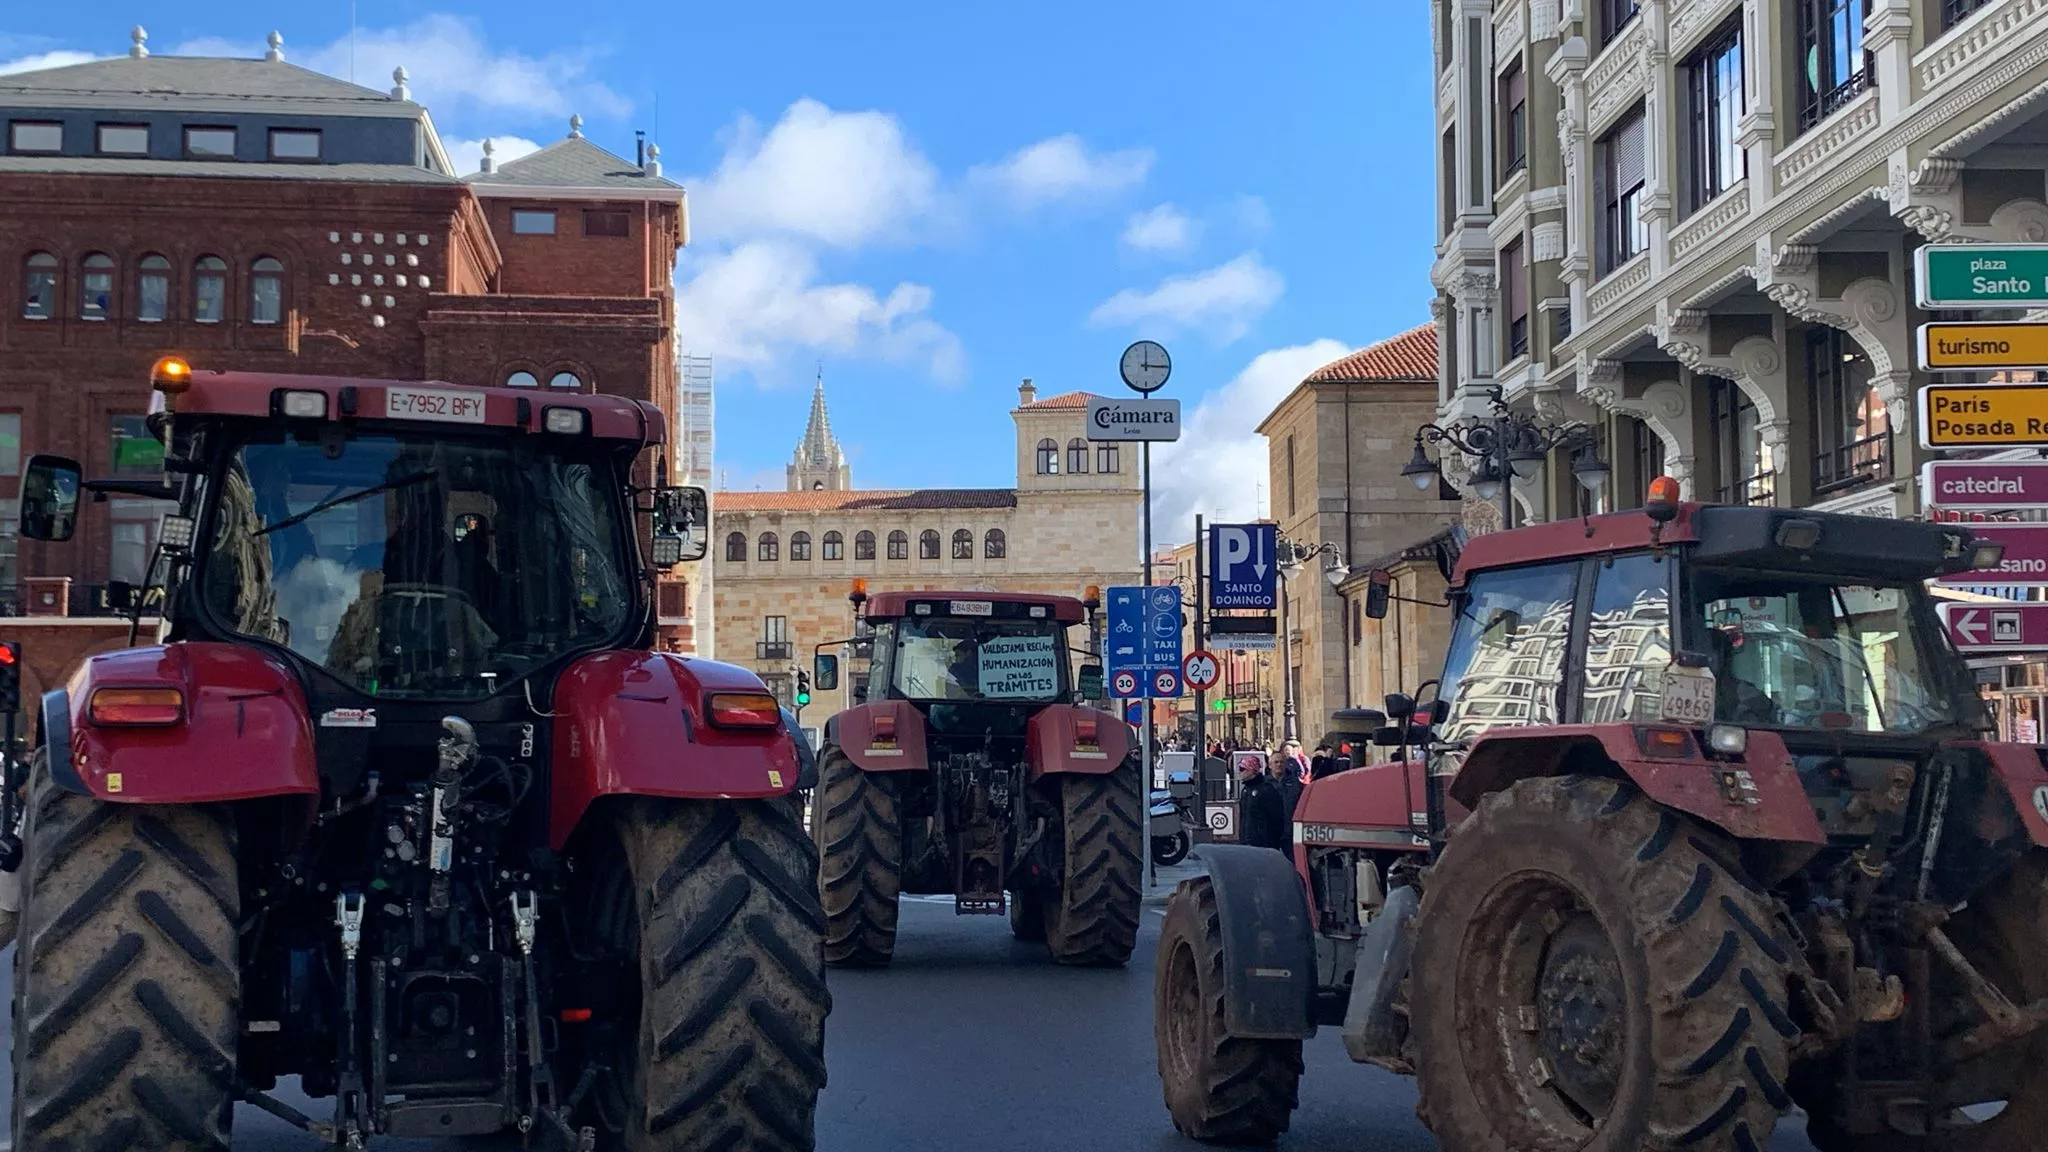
[1935,524,2048,584]
[1939,601,2048,652]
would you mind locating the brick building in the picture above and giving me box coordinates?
[0,32,693,702]
[711,378,1143,721]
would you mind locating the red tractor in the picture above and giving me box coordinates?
[6,360,828,1152]
[807,584,1143,967]
[1156,486,2048,1151]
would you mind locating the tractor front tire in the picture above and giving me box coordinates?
[1155,875,1303,1143]
[616,798,830,1152]
[11,765,241,1152]
[813,746,902,968]
[1042,757,1143,967]
[1411,776,1799,1152]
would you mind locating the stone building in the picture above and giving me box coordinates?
[711,379,1143,716]
[1334,528,1460,761]
[0,31,696,706]
[1257,323,1463,739]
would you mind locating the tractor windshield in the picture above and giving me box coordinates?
[1686,567,1967,734]
[199,427,634,699]
[889,616,1067,703]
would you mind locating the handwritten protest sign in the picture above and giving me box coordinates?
[978,635,1059,699]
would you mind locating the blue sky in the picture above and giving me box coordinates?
[3,2,1438,532]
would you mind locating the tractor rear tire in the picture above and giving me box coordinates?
[615,798,830,1152]
[1793,850,2048,1152]
[1155,875,1302,1143]
[1008,888,1046,942]
[813,746,901,968]
[11,763,241,1152]
[1411,776,1799,1152]
[1042,756,1143,967]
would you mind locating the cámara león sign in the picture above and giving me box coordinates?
[1086,397,1182,442]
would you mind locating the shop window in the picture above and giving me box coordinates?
[137,254,170,322]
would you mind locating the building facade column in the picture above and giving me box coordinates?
[1546,33,1592,332]
[1865,0,1915,126]
[1735,0,1778,209]
[1652,300,1794,501]
[1640,0,1676,278]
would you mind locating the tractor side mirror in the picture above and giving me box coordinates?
[1383,692,1417,721]
[1364,569,1392,620]
[651,485,709,567]
[813,653,840,692]
[20,454,82,542]
[1077,663,1104,700]
[1427,698,1450,724]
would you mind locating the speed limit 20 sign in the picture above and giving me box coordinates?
[1182,649,1221,691]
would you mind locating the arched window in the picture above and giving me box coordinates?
[249,257,284,325]
[985,529,1007,559]
[192,256,227,323]
[887,530,909,560]
[21,252,56,319]
[1097,442,1120,474]
[758,532,779,561]
[919,529,941,560]
[855,530,876,560]
[789,531,811,561]
[1067,438,1089,474]
[725,532,747,562]
[505,370,538,388]
[951,529,974,559]
[1036,438,1059,474]
[137,254,170,322]
[80,253,114,320]
[549,371,582,390]
[822,531,843,561]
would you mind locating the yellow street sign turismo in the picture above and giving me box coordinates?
[1918,321,2048,372]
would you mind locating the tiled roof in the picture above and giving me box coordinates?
[467,136,681,192]
[1020,391,1095,410]
[716,488,1019,513]
[1304,322,1438,383]
[0,156,459,184]
[0,56,421,116]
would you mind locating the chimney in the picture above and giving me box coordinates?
[129,26,148,58]
[390,66,410,101]
[479,138,495,174]
[265,31,285,62]
[635,129,646,168]
[1018,378,1036,406]
[644,142,662,178]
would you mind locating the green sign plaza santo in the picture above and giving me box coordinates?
[1917,243,2048,309]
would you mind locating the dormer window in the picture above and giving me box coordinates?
[97,124,149,156]
[269,129,321,161]
[8,121,61,154]
[184,126,236,159]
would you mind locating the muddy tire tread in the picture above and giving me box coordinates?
[812,747,901,968]
[1043,755,1143,967]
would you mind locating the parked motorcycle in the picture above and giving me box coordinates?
[1150,769,1200,867]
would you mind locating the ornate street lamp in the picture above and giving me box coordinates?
[1274,538,1347,742]
[1402,384,1608,528]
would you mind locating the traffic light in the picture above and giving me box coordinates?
[795,671,812,708]
[0,641,20,714]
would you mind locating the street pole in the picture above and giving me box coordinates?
[1193,513,1206,760]
[1279,565,1296,743]
[1141,438,1154,892]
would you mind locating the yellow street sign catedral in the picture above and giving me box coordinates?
[1917,383,2048,449]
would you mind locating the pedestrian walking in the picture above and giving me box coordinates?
[1236,756,1287,852]
[1269,752,1304,848]
[1310,742,1338,781]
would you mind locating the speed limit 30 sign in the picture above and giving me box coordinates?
[1182,649,1221,691]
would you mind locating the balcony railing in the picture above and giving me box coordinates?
[1813,431,1892,497]
[756,640,793,661]
[1716,471,1778,507]
[1800,68,1871,131]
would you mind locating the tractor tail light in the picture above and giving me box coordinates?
[90,686,185,726]
[872,714,897,742]
[1074,717,1098,747]
[705,693,781,729]
[1635,726,1696,758]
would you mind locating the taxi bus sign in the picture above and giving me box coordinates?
[1917,322,2048,373]
[1917,382,2048,449]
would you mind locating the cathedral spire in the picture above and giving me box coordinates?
[787,367,852,491]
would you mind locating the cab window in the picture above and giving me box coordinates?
[1437,561,1578,758]
[1581,552,1674,723]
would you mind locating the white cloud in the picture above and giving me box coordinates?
[970,134,1153,208]
[172,15,629,122]
[441,135,543,177]
[1120,203,1198,254]
[675,241,964,383]
[1088,253,1284,342]
[688,99,940,249]
[0,50,97,76]
[1153,340,1356,529]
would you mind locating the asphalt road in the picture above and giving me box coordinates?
[0,865,1824,1151]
